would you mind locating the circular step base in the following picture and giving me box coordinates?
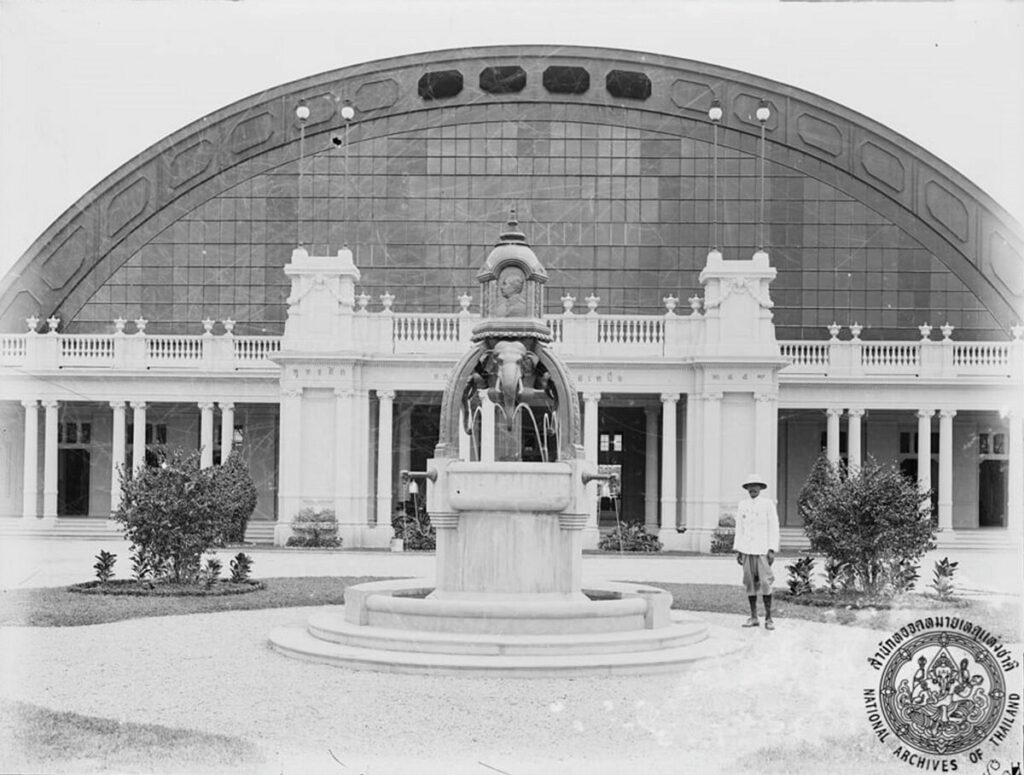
[268,610,747,677]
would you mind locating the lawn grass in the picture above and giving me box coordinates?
[0,699,263,774]
[2,576,1018,642]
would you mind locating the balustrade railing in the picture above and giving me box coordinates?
[779,342,830,370]
[61,335,115,365]
[0,334,27,363]
[953,342,1010,373]
[234,336,281,363]
[393,313,461,344]
[146,335,203,362]
[598,316,664,346]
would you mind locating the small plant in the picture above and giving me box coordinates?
[130,547,151,581]
[229,552,253,583]
[93,550,117,584]
[929,556,959,600]
[891,558,920,595]
[597,522,663,553]
[391,503,436,551]
[710,513,736,554]
[785,556,816,596]
[200,556,223,589]
[824,557,852,595]
[286,507,342,548]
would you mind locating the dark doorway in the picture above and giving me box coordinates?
[58,448,90,515]
[978,460,1007,527]
[597,408,647,527]
[408,404,440,475]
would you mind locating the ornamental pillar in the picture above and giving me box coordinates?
[582,391,601,547]
[479,389,496,463]
[938,409,956,531]
[42,400,59,519]
[131,401,147,474]
[847,409,864,474]
[917,409,934,501]
[199,402,215,469]
[826,407,842,466]
[644,404,659,532]
[110,401,126,514]
[21,400,38,518]
[659,393,679,534]
[220,402,235,462]
[700,392,722,532]
[376,390,395,525]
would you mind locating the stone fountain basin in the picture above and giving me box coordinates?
[445,461,574,512]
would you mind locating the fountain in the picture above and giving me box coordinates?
[268,216,744,675]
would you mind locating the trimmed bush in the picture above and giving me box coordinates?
[213,451,258,544]
[598,522,663,552]
[286,508,342,548]
[798,455,935,596]
[229,552,254,583]
[930,556,959,600]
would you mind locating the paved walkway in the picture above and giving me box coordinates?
[1,537,1021,775]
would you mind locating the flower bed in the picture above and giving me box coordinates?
[68,579,264,597]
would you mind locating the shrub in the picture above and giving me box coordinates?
[824,557,853,595]
[114,447,235,584]
[786,556,815,596]
[286,508,342,548]
[213,451,258,544]
[201,556,223,589]
[391,502,436,551]
[799,455,936,596]
[929,556,959,600]
[93,550,116,584]
[710,513,736,554]
[229,552,254,583]
[598,522,663,552]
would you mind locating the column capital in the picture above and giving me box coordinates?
[219,401,235,412]
[825,407,843,418]
[847,408,866,419]
[21,399,38,409]
[916,409,935,420]
[41,399,59,409]
[582,391,602,403]
[197,401,215,411]
[699,391,722,402]
[376,389,396,401]
[130,401,147,410]
[660,392,680,403]
[938,408,957,419]
[109,400,126,410]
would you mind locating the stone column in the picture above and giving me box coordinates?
[847,409,864,474]
[376,390,395,526]
[938,409,956,531]
[21,400,38,518]
[397,403,412,489]
[826,407,842,466]
[42,400,59,520]
[701,392,722,536]
[754,391,777,491]
[335,388,355,520]
[220,402,235,463]
[659,393,679,533]
[131,401,147,474]
[1007,409,1023,534]
[917,409,934,501]
[110,401,126,514]
[199,402,215,468]
[684,393,702,531]
[644,404,659,532]
[275,389,302,544]
[582,391,601,547]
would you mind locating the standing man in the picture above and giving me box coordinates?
[734,473,780,630]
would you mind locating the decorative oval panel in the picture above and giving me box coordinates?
[168,139,215,190]
[41,226,88,290]
[228,111,275,155]
[355,78,400,113]
[796,113,843,157]
[860,141,905,193]
[105,178,150,238]
[989,231,1024,297]
[925,180,969,243]
[670,78,713,112]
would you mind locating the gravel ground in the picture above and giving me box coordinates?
[6,605,1018,775]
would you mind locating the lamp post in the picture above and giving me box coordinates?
[756,99,770,251]
[295,103,310,248]
[708,99,723,252]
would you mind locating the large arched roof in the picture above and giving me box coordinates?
[1,44,1021,332]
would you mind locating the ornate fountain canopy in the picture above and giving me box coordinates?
[473,211,550,343]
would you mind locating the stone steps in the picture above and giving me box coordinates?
[268,611,747,677]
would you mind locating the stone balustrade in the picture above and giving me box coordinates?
[2,313,1021,381]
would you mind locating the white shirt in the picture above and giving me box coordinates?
[733,496,780,555]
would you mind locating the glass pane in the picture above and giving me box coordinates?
[80,424,91,444]
[993,434,1006,455]
[979,433,990,455]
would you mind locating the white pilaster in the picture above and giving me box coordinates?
[684,392,702,532]
[938,409,956,531]
[42,400,59,520]
[199,402,215,469]
[1007,409,1023,536]
[220,402,235,463]
[21,400,38,519]
[582,391,601,548]
[847,408,864,474]
[397,404,412,482]
[275,389,302,544]
[131,401,147,474]
[700,391,722,542]
[110,401,126,514]
[376,390,395,526]
[826,407,842,466]
[659,392,680,537]
[917,409,934,500]
[335,388,356,521]
[644,405,659,532]
[754,391,777,492]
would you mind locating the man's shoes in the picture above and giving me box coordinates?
[765,618,776,631]
[742,617,760,628]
